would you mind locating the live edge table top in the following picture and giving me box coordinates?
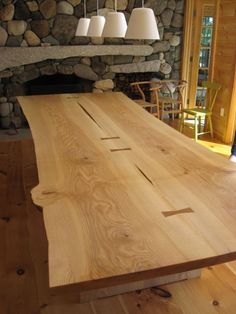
[18,92,236,293]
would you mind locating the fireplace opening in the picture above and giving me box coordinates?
[23,74,93,95]
[1,73,94,129]
[115,72,164,101]
[1,70,165,130]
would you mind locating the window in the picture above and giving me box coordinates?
[196,14,214,105]
[199,17,213,76]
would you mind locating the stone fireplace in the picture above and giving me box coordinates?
[0,0,184,129]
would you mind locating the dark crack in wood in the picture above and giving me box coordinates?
[78,102,102,129]
[135,164,153,185]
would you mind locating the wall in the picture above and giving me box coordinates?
[212,0,236,143]
[0,0,184,129]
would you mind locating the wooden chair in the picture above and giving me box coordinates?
[151,80,187,120]
[130,81,162,119]
[179,80,221,141]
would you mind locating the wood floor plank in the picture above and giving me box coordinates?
[226,261,236,276]
[1,141,40,314]
[0,143,8,211]
[0,142,9,314]
[41,303,94,314]
[121,265,236,314]
[164,265,236,314]
[91,296,126,314]
[121,289,183,314]
[21,139,50,309]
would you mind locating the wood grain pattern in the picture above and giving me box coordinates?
[2,139,236,313]
[17,92,236,294]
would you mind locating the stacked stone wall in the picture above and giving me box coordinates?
[0,0,184,128]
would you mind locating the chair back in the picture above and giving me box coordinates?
[161,80,187,101]
[130,81,162,103]
[199,81,221,112]
[151,80,187,108]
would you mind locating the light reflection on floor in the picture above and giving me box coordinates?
[165,118,232,158]
[197,139,231,157]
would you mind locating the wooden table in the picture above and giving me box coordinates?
[18,92,236,302]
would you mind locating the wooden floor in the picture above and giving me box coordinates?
[1,138,236,314]
[166,118,231,158]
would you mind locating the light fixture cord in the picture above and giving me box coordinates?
[97,0,99,15]
[84,0,86,18]
[114,0,117,11]
[142,0,144,7]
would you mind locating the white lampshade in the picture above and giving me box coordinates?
[75,18,90,36]
[125,8,160,40]
[87,15,106,37]
[102,12,127,38]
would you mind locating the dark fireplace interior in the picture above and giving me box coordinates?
[115,72,165,101]
[21,72,164,99]
[1,71,165,130]
[23,74,93,96]
[1,74,94,129]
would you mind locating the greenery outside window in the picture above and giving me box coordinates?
[197,16,214,105]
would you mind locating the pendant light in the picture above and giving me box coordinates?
[102,0,127,38]
[75,0,90,36]
[125,0,160,40]
[87,0,105,37]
